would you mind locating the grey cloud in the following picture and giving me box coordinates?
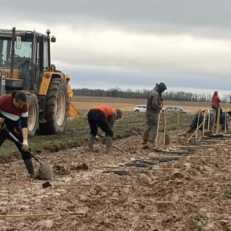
[2,0,231,29]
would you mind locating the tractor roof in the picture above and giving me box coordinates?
[0,29,47,37]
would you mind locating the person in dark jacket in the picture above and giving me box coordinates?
[0,91,36,178]
[188,109,228,133]
[87,105,122,152]
[142,83,167,147]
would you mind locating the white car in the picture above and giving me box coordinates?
[133,105,147,113]
[165,106,191,114]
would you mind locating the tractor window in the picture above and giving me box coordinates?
[15,40,32,59]
[0,37,32,68]
[0,39,11,66]
[43,40,48,68]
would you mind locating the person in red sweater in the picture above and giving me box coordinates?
[0,91,36,178]
[87,105,122,152]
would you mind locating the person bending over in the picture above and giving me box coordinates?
[87,105,122,153]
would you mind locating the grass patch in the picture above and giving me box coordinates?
[174,163,182,169]
[0,111,193,163]
[226,191,231,199]
[195,217,205,230]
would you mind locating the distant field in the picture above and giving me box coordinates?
[71,96,231,114]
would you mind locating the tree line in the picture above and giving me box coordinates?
[73,88,231,103]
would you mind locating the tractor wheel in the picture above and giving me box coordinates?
[39,78,68,134]
[26,93,39,137]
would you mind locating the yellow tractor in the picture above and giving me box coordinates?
[0,27,69,136]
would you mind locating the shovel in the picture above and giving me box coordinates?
[2,124,54,180]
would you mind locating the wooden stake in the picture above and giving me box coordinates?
[0,213,56,218]
[208,110,211,131]
[187,122,204,143]
[212,109,216,134]
[196,110,201,140]
[163,112,165,146]
[155,113,160,149]
[177,144,225,148]
[177,111,180,144]
[216,107,220,134]
[109,184,132,188]
[112,145,124,153]
[202,112,206,136]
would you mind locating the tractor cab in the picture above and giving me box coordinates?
[0,28,54,95]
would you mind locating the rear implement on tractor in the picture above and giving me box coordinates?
[0,27,70,136]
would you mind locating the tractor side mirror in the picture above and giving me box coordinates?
[51,36,56,43]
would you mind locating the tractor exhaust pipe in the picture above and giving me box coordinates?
[10,27,16,78]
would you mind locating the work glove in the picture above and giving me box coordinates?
[22,140,29,152]
[0,117,4,125]
[162,107,165,112]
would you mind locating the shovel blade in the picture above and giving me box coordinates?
[37,162,54,180]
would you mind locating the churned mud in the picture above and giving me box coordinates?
[1,126,231,231]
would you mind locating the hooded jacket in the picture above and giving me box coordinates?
[146,84,162,112]
[211,91,220,108]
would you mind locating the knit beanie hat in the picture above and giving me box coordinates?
[116,109,122,118]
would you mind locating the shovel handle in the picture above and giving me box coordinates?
[1,124,43,165]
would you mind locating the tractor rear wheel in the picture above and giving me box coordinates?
[26,93,39,137]
[39,78,68,134]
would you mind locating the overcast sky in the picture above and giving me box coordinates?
[2,0,231,96]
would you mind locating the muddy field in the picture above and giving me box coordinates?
[1,97,231,230]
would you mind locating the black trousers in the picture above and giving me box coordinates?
[0,127,31,160]
[87,110,113,137]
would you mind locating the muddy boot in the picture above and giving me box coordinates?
[148,140,155,151]
[24,159,36,178]
[141,139,148,145]
[106,136,112,153]
[88,134,95,150]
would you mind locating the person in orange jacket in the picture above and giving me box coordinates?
[65,74,73,100]
[87,105,122,152]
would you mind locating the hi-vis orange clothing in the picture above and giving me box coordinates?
[91,105,115,120]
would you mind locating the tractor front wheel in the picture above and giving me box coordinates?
[26,93,39,137]
[39,78,69,134]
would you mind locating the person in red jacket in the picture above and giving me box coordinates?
[211,91,220,110]
[211,91,221,122]
[0,91,36,178]
[87,105,122,152]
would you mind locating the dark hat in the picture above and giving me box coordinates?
[158,82,167,93]
[116,109,122,118]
